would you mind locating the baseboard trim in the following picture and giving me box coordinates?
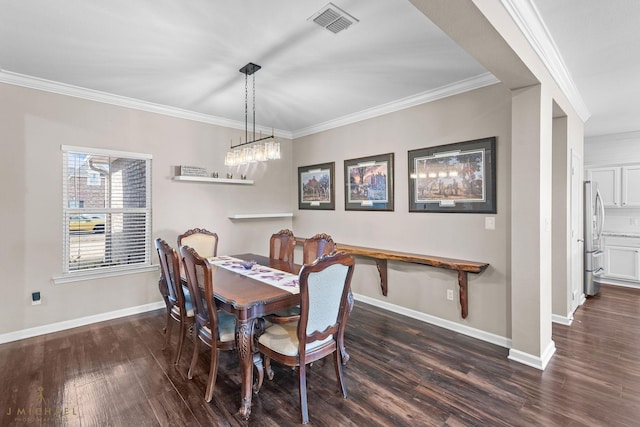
[353,293,511,349]
[0,301,165,345]
[551,313,573,326]
[599,279,640,289]
[508,340,556,370]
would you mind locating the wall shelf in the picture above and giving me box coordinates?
[228,213,293,220]
[172,176,253,185]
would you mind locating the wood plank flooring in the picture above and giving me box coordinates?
[1,284,638,426]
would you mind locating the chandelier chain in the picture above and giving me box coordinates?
[245,72,248,144]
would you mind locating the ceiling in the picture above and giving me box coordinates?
[0,0,637,139]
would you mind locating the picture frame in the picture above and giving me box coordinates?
[344,153,394,211]
[408,137,496,213]
[298,162,335,210]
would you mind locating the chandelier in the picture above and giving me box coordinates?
[224,62,281,167]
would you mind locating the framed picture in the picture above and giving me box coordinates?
[298,162,335,210]
[344,153,394,211]
[408,137,496,213]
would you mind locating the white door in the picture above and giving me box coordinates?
[570,151,582,313]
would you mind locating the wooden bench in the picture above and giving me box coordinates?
[295,238,489,319]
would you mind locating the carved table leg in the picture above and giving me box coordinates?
[458,270,469,319]
[236,319,253,420]
[252,318,266,393]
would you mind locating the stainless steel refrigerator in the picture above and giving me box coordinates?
[584,180,605,296]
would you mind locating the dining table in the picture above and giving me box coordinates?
[204,253,301,420]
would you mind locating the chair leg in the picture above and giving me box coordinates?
[188,327,200,379]
[252,352,264,393]
[164,315,174,350]
[204,348,220,402]
[174,320,186,365]
[338,328,350,365]
[339,295,353,365]
[333,350,347,398]
[298,363,309,424]
[265,356,274,380]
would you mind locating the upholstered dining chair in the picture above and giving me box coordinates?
[180,245,236,402]
[269,229,296,263]
[302,233,337,264]
[306,233,355,364]
[254,251,355,424]
[177,228,219,259]
[267,233,338,325]
[155,238,194,365]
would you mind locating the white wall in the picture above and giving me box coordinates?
[585,131,640,233]
[585,131,640,166]
[292,83,512,338]
[0,82,293,336]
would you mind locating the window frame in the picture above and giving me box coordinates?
[55,145,154,284]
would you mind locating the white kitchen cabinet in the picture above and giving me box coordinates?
[588,166,620,207]
[587,164,640,207]
[621,165,640,207]
[602,236,640,282]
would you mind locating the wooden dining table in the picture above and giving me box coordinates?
[207,253,301,419]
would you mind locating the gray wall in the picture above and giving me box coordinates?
[0,82,293,335]
[292,83,512,338]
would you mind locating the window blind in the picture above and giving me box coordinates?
[62,146,152,274]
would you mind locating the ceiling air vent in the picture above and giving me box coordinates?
[309,3,359,34]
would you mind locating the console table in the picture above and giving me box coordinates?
[295,238,489,319]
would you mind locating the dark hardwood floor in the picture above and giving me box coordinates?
[1,284,639,426]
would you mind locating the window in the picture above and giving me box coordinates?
[61,145,152,276]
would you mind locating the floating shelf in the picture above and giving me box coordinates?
[228,213,293,219]
[172,176,253,185]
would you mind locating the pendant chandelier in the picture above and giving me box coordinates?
[224,62,280,167]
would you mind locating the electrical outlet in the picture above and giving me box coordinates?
[446,289,454,301]
[31,291,41,306]
[485,217,495,230]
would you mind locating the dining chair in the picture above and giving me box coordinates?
[269,229,296,263]
[266,232,336,326]
[180,245,236,402]
[177,228,219,259]
[267,233,337,325]
[302,232,337,264]
[254,251,355,424]
[155,238,195,365]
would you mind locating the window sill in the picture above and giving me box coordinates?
[52,264,159,285]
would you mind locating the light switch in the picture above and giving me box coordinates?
[485,217,495,230]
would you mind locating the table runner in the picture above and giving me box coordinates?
[208,256,300,294]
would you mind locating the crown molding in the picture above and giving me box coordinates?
[292,72,500,138]
[500,0,590,122]
[1,69,499,141]
[0,69,293,139]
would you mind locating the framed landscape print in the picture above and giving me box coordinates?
[298,162,335,210]
[408,137,496,213]
[344,153,394,211]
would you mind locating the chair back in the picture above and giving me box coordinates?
[180,245,220,341]
[297,251,355,358]
[302,233,336,264]
[178,228,219,259]
[155,238,186,310]
[269,229,296,263]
